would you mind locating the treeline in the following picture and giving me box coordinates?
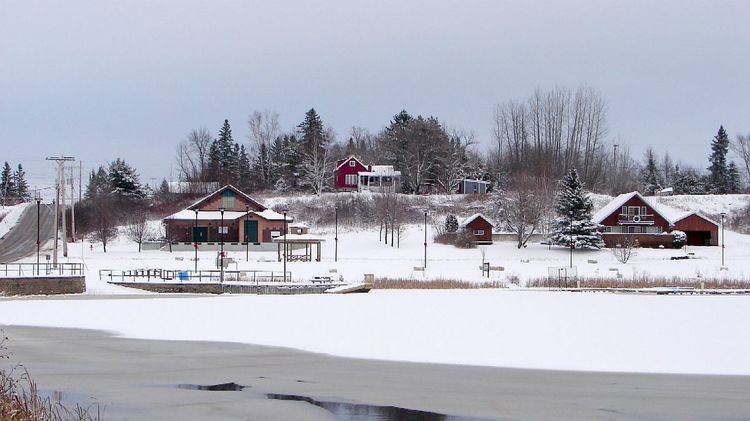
[172,85,748,197]
[0,162,30,204]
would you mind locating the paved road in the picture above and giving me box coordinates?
[2,325,749,420]
[0,203,55,262]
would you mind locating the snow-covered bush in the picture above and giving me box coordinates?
[672,230,687,248]
[454,229,476,249]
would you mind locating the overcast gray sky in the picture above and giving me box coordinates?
[1,0,748,191]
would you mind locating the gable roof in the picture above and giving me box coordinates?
[335,156,367,171]
[459,213,495,228]
[671,211,719,227]
[187,184,266,211]
[593,191,717,227]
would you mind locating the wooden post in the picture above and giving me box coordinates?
[316,242,321,262]
[277,242,281,262]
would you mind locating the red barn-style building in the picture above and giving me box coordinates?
[163,185,291,245]
[334,156,369,192]
[459,213,495,244]
[593,191,719,247]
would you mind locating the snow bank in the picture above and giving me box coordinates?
[0,290,748,375]
[0,203,30,239]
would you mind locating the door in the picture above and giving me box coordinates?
[244,220,259,243]
[192,227,208,242]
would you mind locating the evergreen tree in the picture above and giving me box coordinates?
[550,168,604,249]
[108,158,145,199]
[445,215,459,233]
[672,166,706,195]
[217,119,236,184]
[13,164,29,200]
[207,140,221,182]
[727,162,742,194]
[85,166,110,200]
[237,144,252,189]
[707,125,730,193]
[0,162,15,200]
[297,108,327,156]
[641,148,662,195]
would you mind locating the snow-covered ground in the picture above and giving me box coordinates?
[2,192,750,375]
[0,290,748,375]
[29,221,750,295]
[0,203,30,239]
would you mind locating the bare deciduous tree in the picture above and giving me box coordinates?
[248,110,280,186]
[124,210,153,252]
[500,174,549,248]
[90,202,118,253]
[301,146,333,195]
[175,128,212,183]
[732,133,750,185]
[611,234,638,264]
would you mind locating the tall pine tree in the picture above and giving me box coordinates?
[13,164,29,200]
[641,148,662,195]
[297,108,328,156]
[727,162,742,194]
[0,162,14,201]
[707,125,730,194]
[550,168,604,249]
[108,158,145,199]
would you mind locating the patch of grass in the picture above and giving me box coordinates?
[372,278,504,289]
[0,333,103,420]
[527,276,750,289]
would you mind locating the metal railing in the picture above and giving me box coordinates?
[618,213,655,224]
[0,262,85,278]
[100,268,293,284]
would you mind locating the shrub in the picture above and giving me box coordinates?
[672,230,687,248]
[454,229,476,248]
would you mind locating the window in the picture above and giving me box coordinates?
[627,226,642,234]
[221,190,235,209]
[345,174,357,185]
[473,229,484,236]
[349,160,356,167]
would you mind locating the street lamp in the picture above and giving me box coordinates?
[35,193,41,276]
[569,211,574,270]
[282,207,288,282]
[193,209,199,272]
[219,207,225,283]
[245,205,250,262]
[423,210,428,269]
[720,212,726,268]
[334,206,338,262]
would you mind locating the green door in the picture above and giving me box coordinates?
[192,227,208,242]
[244,220,258,243]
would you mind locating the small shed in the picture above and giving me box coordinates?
[459,214,495,244]
[458,179,490,194]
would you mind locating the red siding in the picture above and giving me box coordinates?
[673,215,718,246]
[465,218,493,244]
[335,158,368,191]
[599,196,670,232]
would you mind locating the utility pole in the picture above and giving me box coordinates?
[70,166,76,242]
[47,156,75,261]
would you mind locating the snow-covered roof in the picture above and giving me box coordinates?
[271,234,326,242]
[462,179,490,184]
[459,213,495,228]
[289,222,309,229]
[164,210,248,221]
[164,208,292,222]
[254,209,292,221]
[593,191,715,226]
[360,165,401,176]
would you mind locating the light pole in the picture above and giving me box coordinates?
[245,205,250,262]
[219,208,225,283]
[193,209,199,272]
[334,206,338,262]
[423,211,428,269]
[720,212,726,268]
[282,208,288,282]
[569,211,574,270]
[35,193,41,276]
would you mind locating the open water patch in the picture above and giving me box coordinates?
[176,383,489,420]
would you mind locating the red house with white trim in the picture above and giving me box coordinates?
[593,191,719,247]
[334,156,369,192]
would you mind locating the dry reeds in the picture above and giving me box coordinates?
[371,278,504,289]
